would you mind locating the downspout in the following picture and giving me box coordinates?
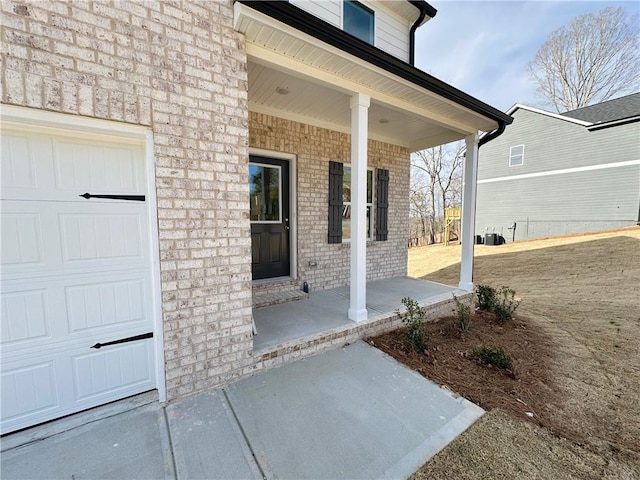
[478,121,507,148]
[408,2,436,65]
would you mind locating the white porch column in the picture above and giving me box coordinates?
[348,93,370,321]
[459,132,479,292]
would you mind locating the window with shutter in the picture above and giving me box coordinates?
[376,168,389,241]
[328,161,343,243]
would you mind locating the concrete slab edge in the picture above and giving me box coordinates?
[220,390,265,480]
[380,403,485,479]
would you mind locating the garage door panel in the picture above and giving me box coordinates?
[1,212,44,266]
[1,288,50,344]
[60,211,144,262]
[53,140,144,194]
[2,272,152,355]
[1,361,59,422]
[2,201,148,277]
[66,278,146,333]
[73,341,153,401]
[1,131,53,194]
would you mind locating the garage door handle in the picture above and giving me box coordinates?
[80,192,145,202]
[91,332,153,349]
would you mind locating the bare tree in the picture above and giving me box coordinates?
[409,174,429,244]
[527,7,639,112]
[410,142,463,245]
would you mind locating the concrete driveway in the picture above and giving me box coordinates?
[1,341,483,479]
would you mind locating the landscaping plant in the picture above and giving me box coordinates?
[453,294,471,332]
[476,284,520,322]
[493,286,520,322]
[476,284,497,311]
[471,345,513,370]
[397,297,428,352]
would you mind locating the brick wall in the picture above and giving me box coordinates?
[1,0,253,399]
[249,113,410,291]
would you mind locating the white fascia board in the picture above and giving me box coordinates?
[506,104,593,127]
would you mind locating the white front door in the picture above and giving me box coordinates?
[1,127,156,434]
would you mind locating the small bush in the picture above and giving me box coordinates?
[476,284,520,322]
[397,297,428,352]
[472,345,513,370]
[493,286,520,322]
[453,294,471,332]
[476,284,497,311]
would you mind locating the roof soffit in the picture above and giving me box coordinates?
[234,2,500,137]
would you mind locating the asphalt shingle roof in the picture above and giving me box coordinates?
[561,92,640,124]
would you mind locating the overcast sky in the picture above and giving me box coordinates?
[414,1,639,113]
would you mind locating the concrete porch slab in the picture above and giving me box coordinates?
[226,341,484,479]
[332,277,464,314]
[252,277,465,352]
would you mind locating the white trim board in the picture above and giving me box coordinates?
[505,104,593,126]
[478,159,640,184]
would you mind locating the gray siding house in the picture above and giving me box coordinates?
[476,93,640,241]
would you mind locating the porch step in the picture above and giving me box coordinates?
[252,289,309,309]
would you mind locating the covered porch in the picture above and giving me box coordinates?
[252,277,469,361]
[235,1,512,340]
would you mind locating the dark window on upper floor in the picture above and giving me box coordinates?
[343,1,374,44]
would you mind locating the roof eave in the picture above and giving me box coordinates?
[236,0,512,127]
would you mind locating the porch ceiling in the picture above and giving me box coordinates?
[235,2,502,151]
[248,62,454,149]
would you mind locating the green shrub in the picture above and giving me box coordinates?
[476,284,497,311]
[476,284,520,322]
[493,286,520,322]
[472,345,513,370]
[397,297,428,352]
[453,294,471,332]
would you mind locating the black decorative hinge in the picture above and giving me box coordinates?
[91,332,153,349]
[80,192,145,201]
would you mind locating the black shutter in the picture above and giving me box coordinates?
[376,168,389,241]
[328,161,344,244]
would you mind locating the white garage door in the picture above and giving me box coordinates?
[1,127,157,434]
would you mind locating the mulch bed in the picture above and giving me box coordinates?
[367,311,563,432]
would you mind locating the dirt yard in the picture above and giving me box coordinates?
[378,227,640,479]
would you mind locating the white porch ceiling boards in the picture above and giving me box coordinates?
[235,2,499,151]
[248,63,452,148]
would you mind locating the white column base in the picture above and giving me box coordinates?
[348,308,368,322]
[457,281,474,292]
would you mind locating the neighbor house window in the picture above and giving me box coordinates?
[342,166,374,241]
[509,145,524,167]
[343,1,374,44]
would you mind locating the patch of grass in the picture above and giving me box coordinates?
[397,297,428,352]
[471,345,513,370]
[453,294,471,332]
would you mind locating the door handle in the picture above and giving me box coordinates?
[284,218,290,230]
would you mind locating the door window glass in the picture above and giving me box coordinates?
[249,163,281,222]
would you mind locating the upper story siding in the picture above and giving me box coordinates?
[290,0,413,62]
[478,108,640,181]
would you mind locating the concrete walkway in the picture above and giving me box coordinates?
[1,342,483,480]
